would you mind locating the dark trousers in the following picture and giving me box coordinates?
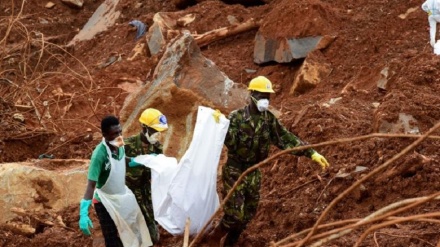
[220,159,262,246]
[94,202,124,247]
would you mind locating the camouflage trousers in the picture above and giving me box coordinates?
[126,166,160,244]
[220,159,262,232]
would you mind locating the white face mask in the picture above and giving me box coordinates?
[252,96,269,112]
[257,99,269,112]
[145,131,161,144]
[108,135,125,148]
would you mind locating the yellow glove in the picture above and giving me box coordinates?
[311,152,330,170]
[428,10,433,16]
[212,109,222,123]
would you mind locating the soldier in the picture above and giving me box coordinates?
[218,76,330,246]
[124,108,169,244]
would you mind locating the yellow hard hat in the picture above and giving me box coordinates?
[248,76,275,93]
[139,108,168,132]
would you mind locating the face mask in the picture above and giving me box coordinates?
[145,131,161,144]
[108,135,125,148]
[252,97,269,112]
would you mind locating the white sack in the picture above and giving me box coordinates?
[134,106,230,235]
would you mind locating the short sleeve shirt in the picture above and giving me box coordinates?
[87,142,124,200]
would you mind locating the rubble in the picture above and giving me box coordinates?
[377,113,420,134]
[2,0,440,246]
[377,67,391,90]
[290,51,332,94]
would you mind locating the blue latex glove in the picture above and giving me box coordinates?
[129,157,143,167]
[79,199,93,235]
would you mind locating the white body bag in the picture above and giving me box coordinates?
[134,106,230,235]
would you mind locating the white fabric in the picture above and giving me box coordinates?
[134,106,230,235]
[422,0,440,14]
[96,140,153,247]
[435,40,440,54]
[422,0,440,46]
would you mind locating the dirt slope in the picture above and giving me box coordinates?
[1,0,440,246]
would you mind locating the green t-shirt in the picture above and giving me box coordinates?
[88,142,124,200]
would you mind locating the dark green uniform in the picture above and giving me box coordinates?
[124,134,162,244]
[221,106,315,234]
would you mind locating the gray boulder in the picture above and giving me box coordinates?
[120,32,247,159]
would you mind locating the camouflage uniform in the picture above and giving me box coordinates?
[221,106,315,234]
[124,134,163,244]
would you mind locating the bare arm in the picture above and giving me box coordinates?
[83,179,97,200]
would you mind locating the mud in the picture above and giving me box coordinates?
[1,0,440,246]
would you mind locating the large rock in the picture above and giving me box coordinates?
[120,32,247,159]
[0,160,88,222]
[254,33,335,64]
[290,51,331,94]
[68,0,120,45]
[254,0,336,64]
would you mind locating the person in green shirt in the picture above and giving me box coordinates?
[218,76,330,246]
[78,115,126,246]
[124,108,169,244]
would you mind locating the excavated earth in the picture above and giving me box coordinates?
[1,0,440,246]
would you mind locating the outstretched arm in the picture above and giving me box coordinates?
[270,116,315,157]
[270,116,329,170]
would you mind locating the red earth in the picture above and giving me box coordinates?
[1,0,440,246]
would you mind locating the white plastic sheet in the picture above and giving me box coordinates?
[134,106,230,235]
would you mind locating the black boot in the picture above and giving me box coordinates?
[222,229,242,247]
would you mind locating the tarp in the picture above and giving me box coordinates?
[134,106,230,235]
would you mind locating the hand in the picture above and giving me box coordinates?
[129,157,143,167]
[79,199,93,235]
[311,152,330,170]
[212,109,223,123]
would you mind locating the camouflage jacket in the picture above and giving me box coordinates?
[124,134,163,189]
[224,106,315,165]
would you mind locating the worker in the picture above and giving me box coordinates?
[79,115,152,247]
[124,108,169,244]
[422,0,440,46]
[217,76,330,246]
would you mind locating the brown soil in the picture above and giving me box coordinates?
[2,0,440,246]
